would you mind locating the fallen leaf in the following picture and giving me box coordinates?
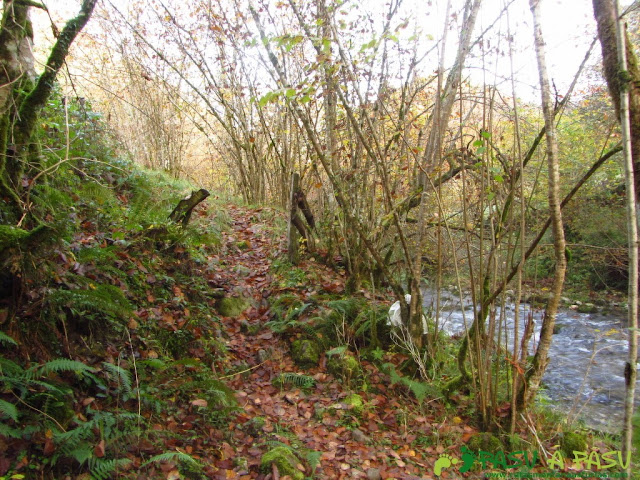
[94,439,105,458]
[192,398,208,407]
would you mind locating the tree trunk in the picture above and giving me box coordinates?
[0,0,97,223]
[593,0,640,203]
[517,0,567,409]
[0,0,37,209]
[612,1,638,473]
[168,189,210,227]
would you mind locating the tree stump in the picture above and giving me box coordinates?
[287,173,316,264]
[169,189,210,227]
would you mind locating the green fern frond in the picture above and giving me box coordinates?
[381,363,440,404]
[306,450,322,475]
[327,298,362,320]
[326,345,349,357]
[0,331,17,347]
[139,358,166,370]
[48,284,132,320]
[102,362,132,394]
[0,357,23,376]
[89,457,132,480]
[0,399,17,421]
[67,444,93,465]
[0,422,23,438]
[273,372,316,389]
[29,359,96,379]
[141,451,202,468]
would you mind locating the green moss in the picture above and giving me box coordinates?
[560,432,588,457]
[236,240,250,250]
[0,224,49,254]
[291,338,321,368]
[260,446,304,480]
[327,353,362,383]
[467,433,503,454]
[343,393,364,415]
[216,296,250,317]
[0,225,30,250]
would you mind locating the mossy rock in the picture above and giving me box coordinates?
[236,240,250,250]
[291,338,322,368]
[560,432,588,457]
[0,224,49,255]
[327,353,363,383]
[260,446,304,480]
[216,296,250,317]
[576,303,598,314]
[343,393,364,415]
[467,433,503,453]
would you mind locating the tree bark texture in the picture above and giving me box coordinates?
[610,0,638,472]
[518,0,567,409]
[593,0,640,202]
[168,189,210,227]
[0,0,97,221]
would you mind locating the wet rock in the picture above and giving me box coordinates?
[257,348,271,363]
[352,428,370,443]
[216,296,250,317]
[576,303,598,314]
[366,468,382,480]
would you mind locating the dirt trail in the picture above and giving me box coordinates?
[207,205,452,480]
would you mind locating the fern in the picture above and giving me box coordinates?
[89,457,132,480]
[28,358,96,379]
[326,345,349,357]
[0,399,18,421]
[102,362,133,395]
[327,298,362,320]
[141,451,202,468]
[0,357,23,376]
[382,363,441,404]
[306,450,322,476]
[0,422,23,438]
[273,372,316,389]
[0,331,17,347]
[48,284,132,321]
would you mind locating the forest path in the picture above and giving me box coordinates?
[206,204,450,480]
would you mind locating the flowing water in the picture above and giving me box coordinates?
[422,289,637,433]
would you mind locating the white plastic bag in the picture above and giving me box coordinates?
[387,294,428,334]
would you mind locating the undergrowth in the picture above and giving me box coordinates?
[0,88,235,479]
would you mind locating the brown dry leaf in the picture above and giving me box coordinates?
[94,439,105,458]
[43,437,55,456]
[166,470,181,480]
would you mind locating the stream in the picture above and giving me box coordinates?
[422,289,637,433]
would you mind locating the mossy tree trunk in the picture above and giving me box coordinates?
[0,0,97,223]
[593,0,640,203]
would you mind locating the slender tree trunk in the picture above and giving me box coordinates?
[613,1,638,472]
[518,0,566,409]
